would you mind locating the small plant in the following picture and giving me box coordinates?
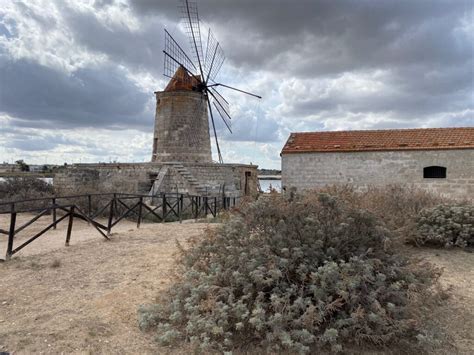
[139,191,440,353]
[414,205,474,248]
[50,259,61,268]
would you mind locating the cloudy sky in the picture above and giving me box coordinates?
[0,0,473,169]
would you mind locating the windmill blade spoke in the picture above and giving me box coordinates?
[213,101,232,134]
[164,30,197,81]
[204,29,225,83]
[210,87,229,105]
[210,83,262,99]
[179,0,205,80]
[207,98,224,164]
[207,88,231,121]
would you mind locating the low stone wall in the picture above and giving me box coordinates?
[54,162,258,197]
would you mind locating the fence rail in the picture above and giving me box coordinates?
[0,193,240,260]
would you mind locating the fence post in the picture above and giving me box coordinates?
[6,204,16,261]
[107,196,115,235]
[162,194,167,223]
[113,193,118,216]
[87,195,92,218]
[179,194,183,224]
[193,197,198,220]
[52,197,57,229]
[137,197,143,229]
[214,197,217,217]
[65,206,75,246]
[233,197,236,207]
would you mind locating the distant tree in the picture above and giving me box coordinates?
[15,160,30,172]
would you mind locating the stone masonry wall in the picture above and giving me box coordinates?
[185,163,258,196]
[152,91,212,163]
[282,149,474,200]
[54,162,258,197]
[54,163,154,195]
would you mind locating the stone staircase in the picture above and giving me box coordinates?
[148,166,168,196]
[171,163,207,195]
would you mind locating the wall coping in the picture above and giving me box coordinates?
[62,162,258,170]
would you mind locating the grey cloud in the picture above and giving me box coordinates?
[217,112,281,143]
[0,0,472,167]
[0,56,154,130]
[5,132,86,151]
[129,1,472,72]
[128,0,473,130]
[60,4,170,75]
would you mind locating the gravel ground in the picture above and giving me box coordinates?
[0,214,211,354]
[0,213,472,354]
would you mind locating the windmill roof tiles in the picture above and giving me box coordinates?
[281,127,474,154]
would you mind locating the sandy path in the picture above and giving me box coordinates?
[419,249,474,354]
[0,220,213,354]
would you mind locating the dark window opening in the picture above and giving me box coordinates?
[423,166,446,179]
[244,171,251,195]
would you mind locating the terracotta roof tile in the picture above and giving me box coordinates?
[281,127,474,154]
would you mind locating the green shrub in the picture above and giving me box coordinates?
[415,205,474,248]
[139,192,440,353]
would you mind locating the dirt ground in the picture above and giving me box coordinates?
[0,213,473,354]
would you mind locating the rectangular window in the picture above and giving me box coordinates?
[423,166,446,179]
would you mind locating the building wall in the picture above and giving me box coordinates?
[282,149,474,200]
[54,163,153,195]
[54,162,258,197]
[152,91,212,163]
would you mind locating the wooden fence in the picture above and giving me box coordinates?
[0,193,239,260]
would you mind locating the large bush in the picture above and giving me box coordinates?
[415,205,474,248]
[0,177,54,201]
[319,184,444,230]
[139,192,440,353]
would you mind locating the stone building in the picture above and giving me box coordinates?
[54,67,258,197]
[281,127,474,200]
[152,67,212,163]
[55,162,258,197]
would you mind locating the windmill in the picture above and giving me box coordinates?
[162,0,262,164]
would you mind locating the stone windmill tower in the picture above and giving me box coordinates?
[152,67,212,163]
[151,0,261,164]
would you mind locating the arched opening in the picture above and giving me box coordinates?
[423,166,447,179]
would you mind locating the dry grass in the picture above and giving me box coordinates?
[0,215,213,354]
[0,214,472,354]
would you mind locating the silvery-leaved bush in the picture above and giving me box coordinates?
[416,205,473,248]
[139,192,441,353]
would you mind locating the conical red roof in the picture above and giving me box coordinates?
[165,66,201,92]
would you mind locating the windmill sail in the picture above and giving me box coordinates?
[179,0,205,78]
[164,29,199,85]
[160,0,261,164]
[204,29,225,84]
